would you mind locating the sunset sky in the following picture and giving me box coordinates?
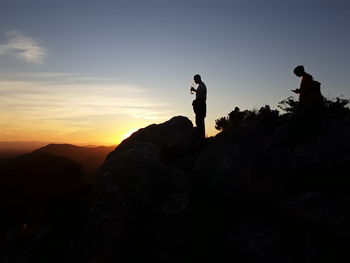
[0,0,349,146]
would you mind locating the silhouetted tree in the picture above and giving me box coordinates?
[228,107,246,126]
[278,96,299,113]
[215,117,230,131]
[257,105,280,126]
[215,105,281,131]
[324,96,350,118]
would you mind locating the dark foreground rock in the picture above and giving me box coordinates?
[191,118,350,262]
[4,112,350,262]
[66,116,194,263]
[62,113,350,263]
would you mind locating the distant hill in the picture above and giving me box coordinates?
[0,141,50,164]
[0,144,116,259]
[0,143,116,227]
[0,151,84,223]
[32,144,116,182]
[0,141,50,154]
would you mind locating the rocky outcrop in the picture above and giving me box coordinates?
[67,116,194,262]
[65,112,350,263]
[191,118,350,262]
[107,116,194,161]
[5,109,349,263]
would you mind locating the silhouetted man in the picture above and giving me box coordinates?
[191,74,207,139]
[292,65,322,107]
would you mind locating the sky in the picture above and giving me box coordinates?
[0,0,349,146]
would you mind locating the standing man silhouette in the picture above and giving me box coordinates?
[292,65,314,105]
[292,65,323,109]
[191,74,207,139]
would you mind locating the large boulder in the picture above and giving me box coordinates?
[66,117,193,263]
[66,114,350,262]
[190,117,350,262]
[107,116,194,161]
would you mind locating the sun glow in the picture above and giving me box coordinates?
[121,128,139,141]
[0,75,171,147]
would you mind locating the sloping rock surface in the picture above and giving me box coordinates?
[65,115,350,262]
[67,116,193,262]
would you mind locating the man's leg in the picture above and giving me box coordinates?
[195,114,205,139]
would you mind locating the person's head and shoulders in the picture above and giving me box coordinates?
[194,74,203,85]
[193,74,207,100]
[293,65,313,81]
[292,65,313,94]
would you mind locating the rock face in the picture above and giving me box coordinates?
[3,100,350,263]
[61,112,350,262]
[191,118,350,262]
[107,116,194,161]
[67,116,194,262]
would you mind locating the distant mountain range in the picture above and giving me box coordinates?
[0,143,116,231]
[32,143,116,180]
[0,141,113,153]
[0,143,116,182]
[0,141,50,155]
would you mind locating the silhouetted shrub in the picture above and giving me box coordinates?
[278,95,349,117]
[215,105,281,131]
[228,107,246,126]
[215,116,230,131]
[244,109,258,122]
[278,96,299,113]
[324,96,350,118]
[215,107,247,131]
[257,105,280,126]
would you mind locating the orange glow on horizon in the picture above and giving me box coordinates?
[0,76,219,147]
[0,116,218,147]
[0,77,175,147]
[120,128,139,142]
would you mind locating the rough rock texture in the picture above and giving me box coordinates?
[191,118,350,262]
[107,116,194,162]
[4,109,347,263]
[65,113,350,263]
[67,116,194,263]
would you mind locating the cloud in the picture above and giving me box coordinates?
[0,31,47,64]
[0,73,174,123]
[0,73,176,144]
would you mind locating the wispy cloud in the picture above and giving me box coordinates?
[0,73,170,120]
[0,31,47,64]
[0,73,175,143]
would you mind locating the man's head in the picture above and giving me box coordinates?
[293,65,305,77]
[194,74,202,84]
